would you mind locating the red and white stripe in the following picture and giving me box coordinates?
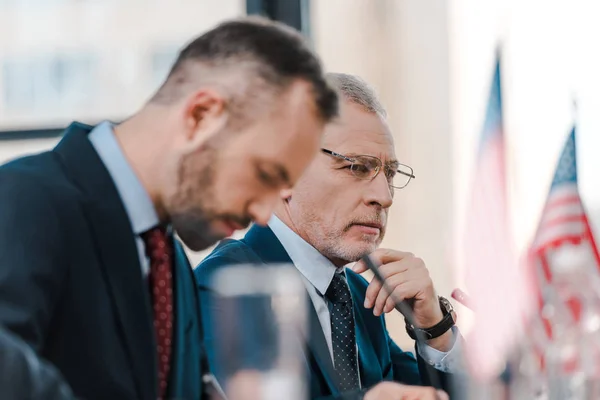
[532,184,587,253]
[463,135,535,379]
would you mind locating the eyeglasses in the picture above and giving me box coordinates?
[321,148,415,189]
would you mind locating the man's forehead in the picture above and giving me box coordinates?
[323,126,396,160]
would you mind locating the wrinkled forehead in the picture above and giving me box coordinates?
[323,102,396,162]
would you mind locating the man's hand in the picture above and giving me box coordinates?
[364,382,448,400]
[352,249,453,351]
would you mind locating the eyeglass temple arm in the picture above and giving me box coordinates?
[397,169,416,179]
[321,148,355,163]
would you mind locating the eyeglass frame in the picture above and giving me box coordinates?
[320,148,415,189]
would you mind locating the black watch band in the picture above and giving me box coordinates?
[405,296,455,341]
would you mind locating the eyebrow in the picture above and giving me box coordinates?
[274,163,291,185]
[339,152,400,167]
[385,159,400,168]
[255,161,291,186]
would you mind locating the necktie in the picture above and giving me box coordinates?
[325,272,360,391]
[141,227,174,399]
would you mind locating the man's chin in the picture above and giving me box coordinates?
[177,229,224,252]
[337,241,379,263]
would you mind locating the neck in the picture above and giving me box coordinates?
[113,105,171,223]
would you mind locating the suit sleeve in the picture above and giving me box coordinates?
[0,171,69,351]
[387,335,423,385]
[384,317,454,393]
[0,327,75,400]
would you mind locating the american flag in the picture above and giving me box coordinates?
[462,56,534,379]
[530,127,600,338]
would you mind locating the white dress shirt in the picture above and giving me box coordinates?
[268,215,462,373]
[89,121,160,276]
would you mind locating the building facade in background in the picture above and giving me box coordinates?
[0,0,245,131]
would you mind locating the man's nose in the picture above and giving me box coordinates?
[364,171,394,209]
[247,193,280,226]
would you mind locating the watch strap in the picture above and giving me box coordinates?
[405,297,455,340]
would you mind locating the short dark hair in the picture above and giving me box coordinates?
[153,17,338,123]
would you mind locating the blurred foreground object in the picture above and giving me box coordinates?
[461,53,534,380]
[206,264,308,400]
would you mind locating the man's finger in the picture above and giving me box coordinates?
[372,277,404,315]
[353,249,414,274]
[375,283,417,316]
[369,248,414,265]
[364,261,414,309]
[364,277,383,308]
[383,296,395,313]
[351,260,368,274]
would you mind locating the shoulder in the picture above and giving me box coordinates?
[0,151,75,205]
[0,154,65,211]
[194,237,263,285]
[0,152,82,238]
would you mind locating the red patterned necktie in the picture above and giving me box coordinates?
[141,226,174,399]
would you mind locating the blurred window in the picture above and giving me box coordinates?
[151,46,180,88]
[2,54,96,112]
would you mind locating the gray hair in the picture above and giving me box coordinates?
[325,72,386,117]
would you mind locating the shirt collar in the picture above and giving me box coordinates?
[88,121,159,235]
[268,215,340,296]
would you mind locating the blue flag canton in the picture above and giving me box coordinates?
[477,58,504,162]
[481,59,503,141]
[551,127,578,187]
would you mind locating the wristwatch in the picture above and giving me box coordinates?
[405,296,456,341]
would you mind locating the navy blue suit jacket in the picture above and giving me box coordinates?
[195,225,454,400]
[0,327,75,400]
[0,122,204,400]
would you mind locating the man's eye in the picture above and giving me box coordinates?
[257,169,279,187]
[352,164,370,174]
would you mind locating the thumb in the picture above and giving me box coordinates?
[351,260,368,274]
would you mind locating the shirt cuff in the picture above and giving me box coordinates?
[416,326,463,373]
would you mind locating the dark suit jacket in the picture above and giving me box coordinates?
[195,225,454,400]
[0,327,75,400]
[0,122,204,399]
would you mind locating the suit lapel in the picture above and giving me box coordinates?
[346,271,384,388]
[244,226,341,395]
[54,123,157,400]
[168,240,202,398]
[305,296,341,395]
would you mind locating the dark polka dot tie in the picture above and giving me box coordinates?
[325,272,360,391]
[141,227,174,399]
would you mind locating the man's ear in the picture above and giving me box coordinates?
[280,188,293,202]
[181,89,228,152]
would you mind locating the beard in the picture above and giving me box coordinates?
[165,145,228,252]
[171,211,223,252]
[169,148,220,251]
[301,211,386,265]
[319,235,381,264]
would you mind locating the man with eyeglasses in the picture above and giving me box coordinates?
[195,73,462,400]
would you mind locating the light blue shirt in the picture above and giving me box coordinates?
[88,121,160,276]
[268,215,462,373]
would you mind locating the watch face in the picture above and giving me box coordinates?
[439,296,453,312]
[439,296,457,323]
